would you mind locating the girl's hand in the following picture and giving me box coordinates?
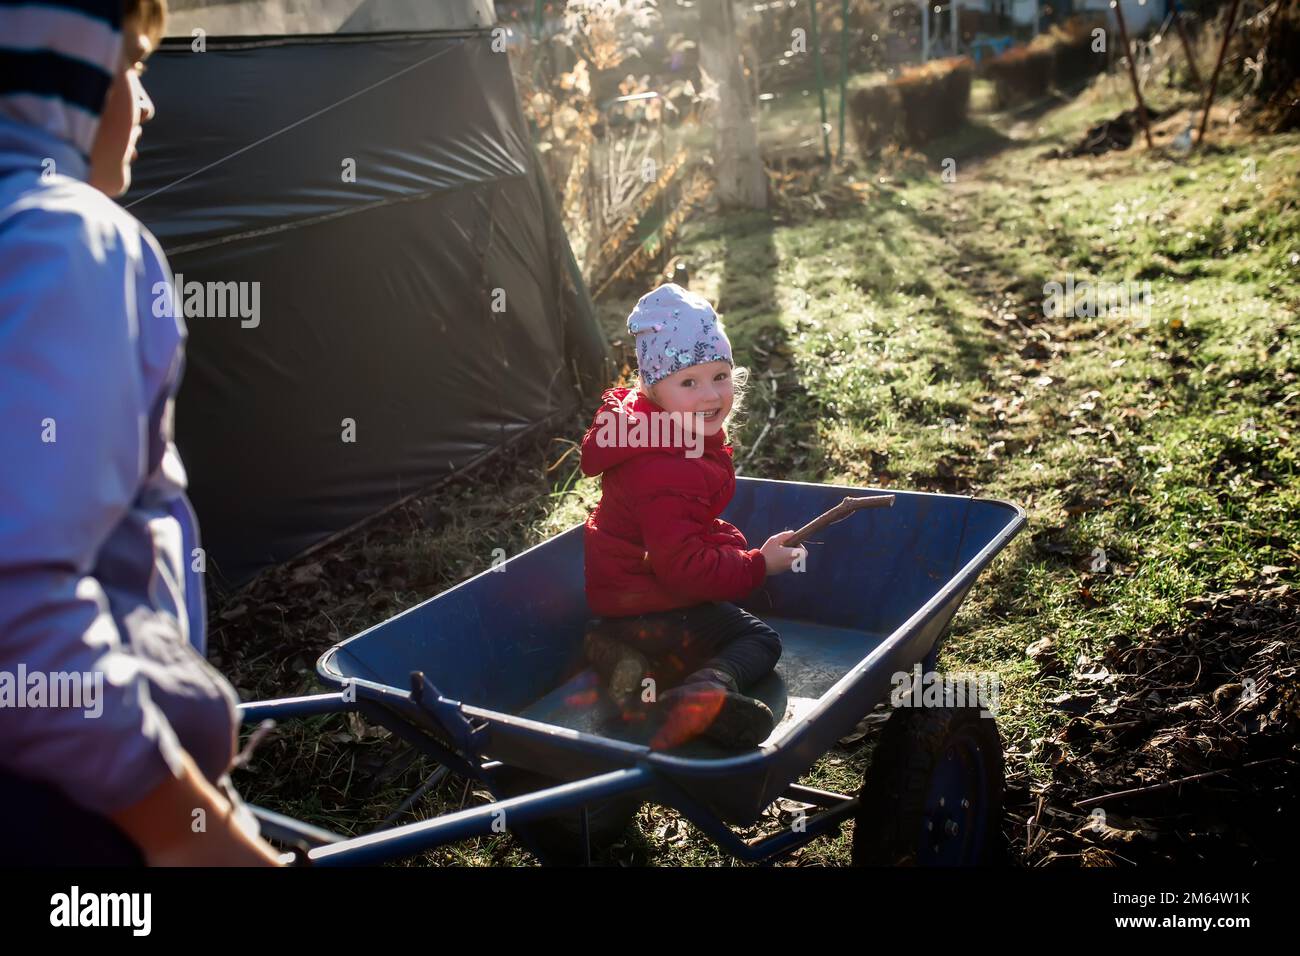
[760,531,808,576]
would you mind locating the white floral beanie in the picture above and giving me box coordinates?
[627,282,734,388]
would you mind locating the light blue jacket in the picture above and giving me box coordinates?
[0,115,240,816]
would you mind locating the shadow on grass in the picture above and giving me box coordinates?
[916,118,1017,164]
[714,204,826,479]
[873,183,1010,387]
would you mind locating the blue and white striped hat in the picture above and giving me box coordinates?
[0,1,125,158]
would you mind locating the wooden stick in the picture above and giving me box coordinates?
[1173,10,1205,94]
[1196,0,1243,147]
[785,495,895,548]
[1112,0,1153,149]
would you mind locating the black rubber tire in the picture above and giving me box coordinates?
[852,705,1006,866]
[491,766,642,865]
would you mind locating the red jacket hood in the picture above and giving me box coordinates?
[580,386,729,477]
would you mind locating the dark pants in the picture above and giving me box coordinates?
[0,770,144,866]
[586,601,781,693]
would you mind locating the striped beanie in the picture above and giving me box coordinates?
[0,1,125,158]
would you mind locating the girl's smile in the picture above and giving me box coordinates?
[647,360,734,437]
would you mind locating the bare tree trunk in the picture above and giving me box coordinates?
[698,0,767,209]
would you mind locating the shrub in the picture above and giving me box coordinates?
[848,81,902,156]
[896,57,973,144]
[985,44,1055,109]
[984,17,1110,110]
[1049,16,1109,90]
[850,56,972,156]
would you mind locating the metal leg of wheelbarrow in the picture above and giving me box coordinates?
[381,765,452,827]
[647,776,860,865]
[476,760,604,866]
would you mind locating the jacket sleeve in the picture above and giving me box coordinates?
[579,406,616,477]
[638,491,767,603]
[709,518,750,549]
[0,204,193,815]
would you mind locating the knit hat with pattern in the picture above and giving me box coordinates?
[627,282,733,388]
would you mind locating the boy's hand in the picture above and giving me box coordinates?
[760,531,808,576]
[109,753,285,867]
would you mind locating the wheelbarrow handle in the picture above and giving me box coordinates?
[238,691,356,723]
[307,766,654,866]
[784,494,895,549]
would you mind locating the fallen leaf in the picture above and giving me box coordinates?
[1027,637,1055,659]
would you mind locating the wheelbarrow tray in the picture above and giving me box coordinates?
[312,477,1024,827]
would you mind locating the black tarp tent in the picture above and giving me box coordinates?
[124,25,611,586]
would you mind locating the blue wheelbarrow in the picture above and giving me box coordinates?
[240,478,1025,865]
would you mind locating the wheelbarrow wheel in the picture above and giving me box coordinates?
[852,704,1006,866]
[491,767,641,866]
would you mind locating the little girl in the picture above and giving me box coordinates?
[579,282,807,750]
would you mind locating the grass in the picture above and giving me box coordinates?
[220,72,1299,866]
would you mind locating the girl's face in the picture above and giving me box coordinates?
[647,360,734,437]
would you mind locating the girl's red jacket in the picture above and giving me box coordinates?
[580,386,767,618]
